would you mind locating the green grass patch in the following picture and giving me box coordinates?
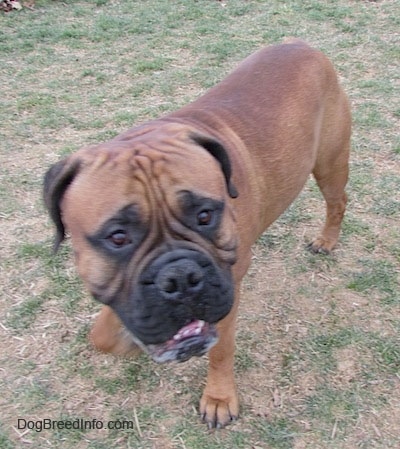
[0,424,14,449]
[347,259,399,304]
[254,417,298,449]
[305,387,362,439]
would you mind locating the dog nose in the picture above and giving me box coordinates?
[156,259,204,300]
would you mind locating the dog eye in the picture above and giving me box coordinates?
[107,231,131,247]
[197,210,213,226]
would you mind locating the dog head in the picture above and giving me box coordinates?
[44,123,239,362]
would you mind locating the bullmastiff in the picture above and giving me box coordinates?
[43,40,350,428]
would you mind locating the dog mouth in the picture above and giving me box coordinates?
[131,319,219,363]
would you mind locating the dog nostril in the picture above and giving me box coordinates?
[163,278,179,294]
[188,271,202,286]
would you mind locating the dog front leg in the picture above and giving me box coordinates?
[200,284,241,429]
[90,305,141,357]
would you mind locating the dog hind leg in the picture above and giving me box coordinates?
[309,94,351,254]
[309,139,350,254]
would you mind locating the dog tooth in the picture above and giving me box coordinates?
[173,332,183,341]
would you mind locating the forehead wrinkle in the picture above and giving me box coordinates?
[134,156,185,244]
[126,149,174,242]
[123,144,223,244]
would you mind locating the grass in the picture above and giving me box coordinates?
[347,259,399,304]
[1,0,399,448]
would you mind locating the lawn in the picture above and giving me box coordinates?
[0,0,399,448]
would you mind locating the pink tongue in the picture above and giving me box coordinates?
[172,320,205,342]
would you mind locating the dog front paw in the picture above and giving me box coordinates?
[199,389,239,429]
[307,237,334,255]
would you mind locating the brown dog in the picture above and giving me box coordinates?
[43,40,350,428]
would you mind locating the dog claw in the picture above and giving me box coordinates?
[202,413,238,430]
[201,413,214,429]
[206,421,224,430]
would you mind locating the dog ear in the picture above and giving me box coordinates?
[190,133,238,198]
[43,158,80,252]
